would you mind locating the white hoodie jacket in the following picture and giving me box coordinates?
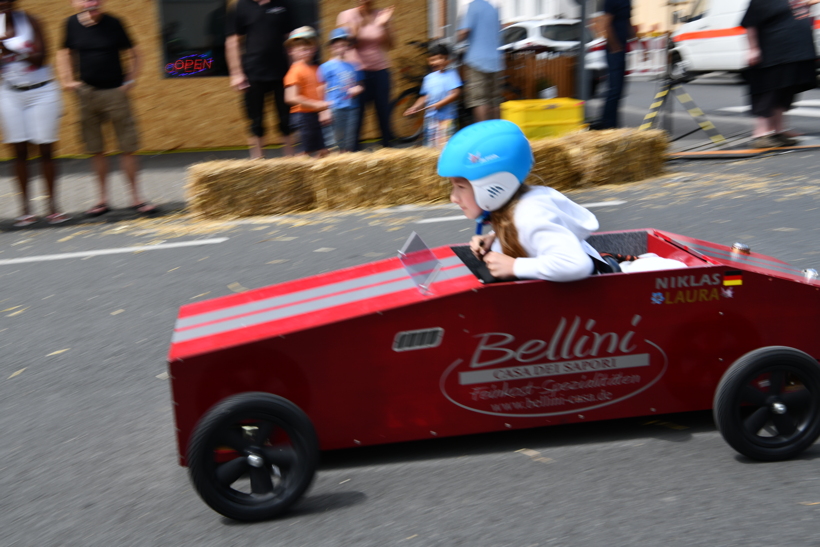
[489,186,600,282]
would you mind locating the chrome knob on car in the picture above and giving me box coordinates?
[803,268,818,281]
[731,242,751,255]
[771,402,787,415]
[247,453,264,468]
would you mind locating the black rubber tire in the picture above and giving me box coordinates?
[714,347,820,462]
[187,392,319,521]
[390,87,424,143]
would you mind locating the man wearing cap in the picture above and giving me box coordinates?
[226,0,296,159]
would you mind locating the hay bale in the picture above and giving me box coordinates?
[311,148,445,210]
[560,128,667,186]
[529,137,581,190]
[186,128,668,218]
[187,157,315,218]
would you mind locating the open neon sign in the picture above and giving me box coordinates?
[166,53,214,77]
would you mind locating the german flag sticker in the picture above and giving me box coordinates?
[723,270,743,286]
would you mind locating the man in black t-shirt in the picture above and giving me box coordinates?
[226,0,296,159]
[56,0,156,217]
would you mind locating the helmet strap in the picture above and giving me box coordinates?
[475,211,491,235]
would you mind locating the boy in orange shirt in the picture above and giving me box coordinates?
[284,27,331,157]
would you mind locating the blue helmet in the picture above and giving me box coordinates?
[437,120,534,211]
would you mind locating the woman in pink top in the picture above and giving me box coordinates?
[337,0,394,149]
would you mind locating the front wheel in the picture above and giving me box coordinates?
[714,347,820,461]
[187,392,319,521]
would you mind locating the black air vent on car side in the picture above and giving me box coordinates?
[392,328,444,352]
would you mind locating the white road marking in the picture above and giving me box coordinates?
[416,215,465,224]
[720,105,820,118]
[414,201,627,224]
[0,238,229,266]
[581,200,628,208]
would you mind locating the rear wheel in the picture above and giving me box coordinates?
[187,392,319,521]
[714,347,820,461]
[390,87,424,143]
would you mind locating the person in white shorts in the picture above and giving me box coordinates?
[0,0,66,227]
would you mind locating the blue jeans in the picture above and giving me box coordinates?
[331,107,358,152]
[601,50,627,129]
[354,69,392,149]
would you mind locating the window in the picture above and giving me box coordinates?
[687,0,710,22]
[160,0,229,78]
[540,23,582,42]
[503,26,528,45]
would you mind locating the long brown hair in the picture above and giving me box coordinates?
[491,184,530,258]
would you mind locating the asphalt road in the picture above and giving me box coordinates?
[4,145,820,546]
[593,75,820,152]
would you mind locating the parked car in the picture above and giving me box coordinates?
[499,19,607,96]
[670,0,820,81]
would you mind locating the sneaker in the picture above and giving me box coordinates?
[774,133,799,147]
[13,214,38,227]
[750,135,781,149]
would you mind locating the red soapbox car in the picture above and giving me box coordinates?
[168,229,820,521]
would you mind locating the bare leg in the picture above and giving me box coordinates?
[473,104,490,122]
[11,142,30,216]
[119,153,142,205]
[752,117,771,138]
[771,108,785,134]
[248,136,264,159]
[39,143,58,215]
[282,133,294,157]
[91,152,109,206]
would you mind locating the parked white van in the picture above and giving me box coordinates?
[670,0,820,80]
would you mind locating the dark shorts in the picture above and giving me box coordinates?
[292,111,325,153]
[244,80,291,137]
[745,59,817,118]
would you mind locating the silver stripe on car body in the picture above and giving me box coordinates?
[176,255,464,330]
[172,261,474,344]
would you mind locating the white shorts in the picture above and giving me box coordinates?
[0,81,62,144]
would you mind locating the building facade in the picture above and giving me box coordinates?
[20,0,428,155]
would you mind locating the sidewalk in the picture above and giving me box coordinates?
[0,149,276,228]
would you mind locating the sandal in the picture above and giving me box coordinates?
[85,203,110,217]
[132,202,158,215]
[46,212,71,225]
[13,214,38,227]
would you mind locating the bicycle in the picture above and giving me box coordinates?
[390,40,428,144]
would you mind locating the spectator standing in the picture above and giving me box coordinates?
[283,26,330,157]
[319,28,363,153]
[56,0,155,217]
[457,0,503,123]
[741,0,818,148]
[337,0,394,149]
[225,0,295,159]
[404,43,462,149]
[0,0,67,226]
[592,0,633,130]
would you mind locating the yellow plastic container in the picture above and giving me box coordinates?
[501,98,585,139]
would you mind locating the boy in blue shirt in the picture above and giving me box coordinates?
[318,28,363,153]
[404,43,462,149]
